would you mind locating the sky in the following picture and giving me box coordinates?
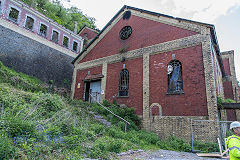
[62,0,240,81]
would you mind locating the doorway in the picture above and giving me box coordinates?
[84,80,101,103]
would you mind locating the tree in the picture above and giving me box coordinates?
[20,0,97,32]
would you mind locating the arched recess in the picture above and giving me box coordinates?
[150,103,162,120]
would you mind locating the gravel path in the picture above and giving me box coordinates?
[118,150,229,160]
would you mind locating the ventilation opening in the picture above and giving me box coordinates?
[123,11,131,20]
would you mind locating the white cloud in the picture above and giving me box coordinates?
[171,0,240,23]
[61,0,240,28]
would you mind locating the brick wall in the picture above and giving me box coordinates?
[105,58,143,115]
[149,45,208,116]
[150,116,219,142]
[74,66,102,99]
[79,14,198,63]
[79,27,98,40]
[222,58,231,76]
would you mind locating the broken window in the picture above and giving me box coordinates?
[51,30,59,43]
[72,41,78,52]
[118,69,129,97]
[63,36,69,48]
[8,7,19,23]
[39,23,47,37]
[167,60,183,94]
[25,16,34,30]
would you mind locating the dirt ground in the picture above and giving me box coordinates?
[117,149,229,160]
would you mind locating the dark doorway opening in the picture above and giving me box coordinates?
[84,82,90,101]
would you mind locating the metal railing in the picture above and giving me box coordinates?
[89,93,130,132]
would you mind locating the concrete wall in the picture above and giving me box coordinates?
[0,24,74,87]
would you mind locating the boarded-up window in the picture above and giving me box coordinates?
[51,30,59,43]
[25,16,34,30]
[63,36,69,48]
[8,7,19,23]
[73,41,78,52]
[118,69,129,97]
[39,23,47,37]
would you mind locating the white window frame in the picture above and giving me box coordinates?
[38,22,48,38]
[51,29,60,44]
[62,34,70,48]
[7,4,21,24]
[24,14,35,31]
[72,40,79,53]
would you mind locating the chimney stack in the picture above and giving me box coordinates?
[74,21,78,34]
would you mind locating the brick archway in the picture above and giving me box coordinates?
[150,103,162,117]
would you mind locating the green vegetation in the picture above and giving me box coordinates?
[20,0,97,32]
[193,141,219,153]
[217,96,236,109]
[0,61,217,159]
[0,61,47,92]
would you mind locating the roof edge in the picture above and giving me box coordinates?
[72,5,220,64]
[72,5,127,64]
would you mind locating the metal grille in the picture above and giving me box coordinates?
[119,26,132,40]
[123,11,131,20]
[118,69,129,96]
[191,119,233,152]
[167,60,183,93]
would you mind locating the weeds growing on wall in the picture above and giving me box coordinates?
[217,96,236,109]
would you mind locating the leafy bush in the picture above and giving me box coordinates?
[0,61,47,92]
[90,102,141,131]
[218,96,236,109]
[0,132,15,160]
[137,130,160,145]
[192,140,218,153]
[88,123,105,135]
[157,136,191,152]
[90,136,136,159]
[3,117,36,137]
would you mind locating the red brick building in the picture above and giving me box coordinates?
[221,50,240,121]
[71,6,238,133]
[78,26,99,48]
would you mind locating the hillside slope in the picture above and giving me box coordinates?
[0,61,209,159]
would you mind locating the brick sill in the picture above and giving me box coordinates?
[166,91,184,95]
[117,96,129,98]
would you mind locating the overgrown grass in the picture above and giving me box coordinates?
[0,61,47,92]
[0,62,215,159]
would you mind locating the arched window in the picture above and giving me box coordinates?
[118,69,129,96]
[167,60,183,94]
